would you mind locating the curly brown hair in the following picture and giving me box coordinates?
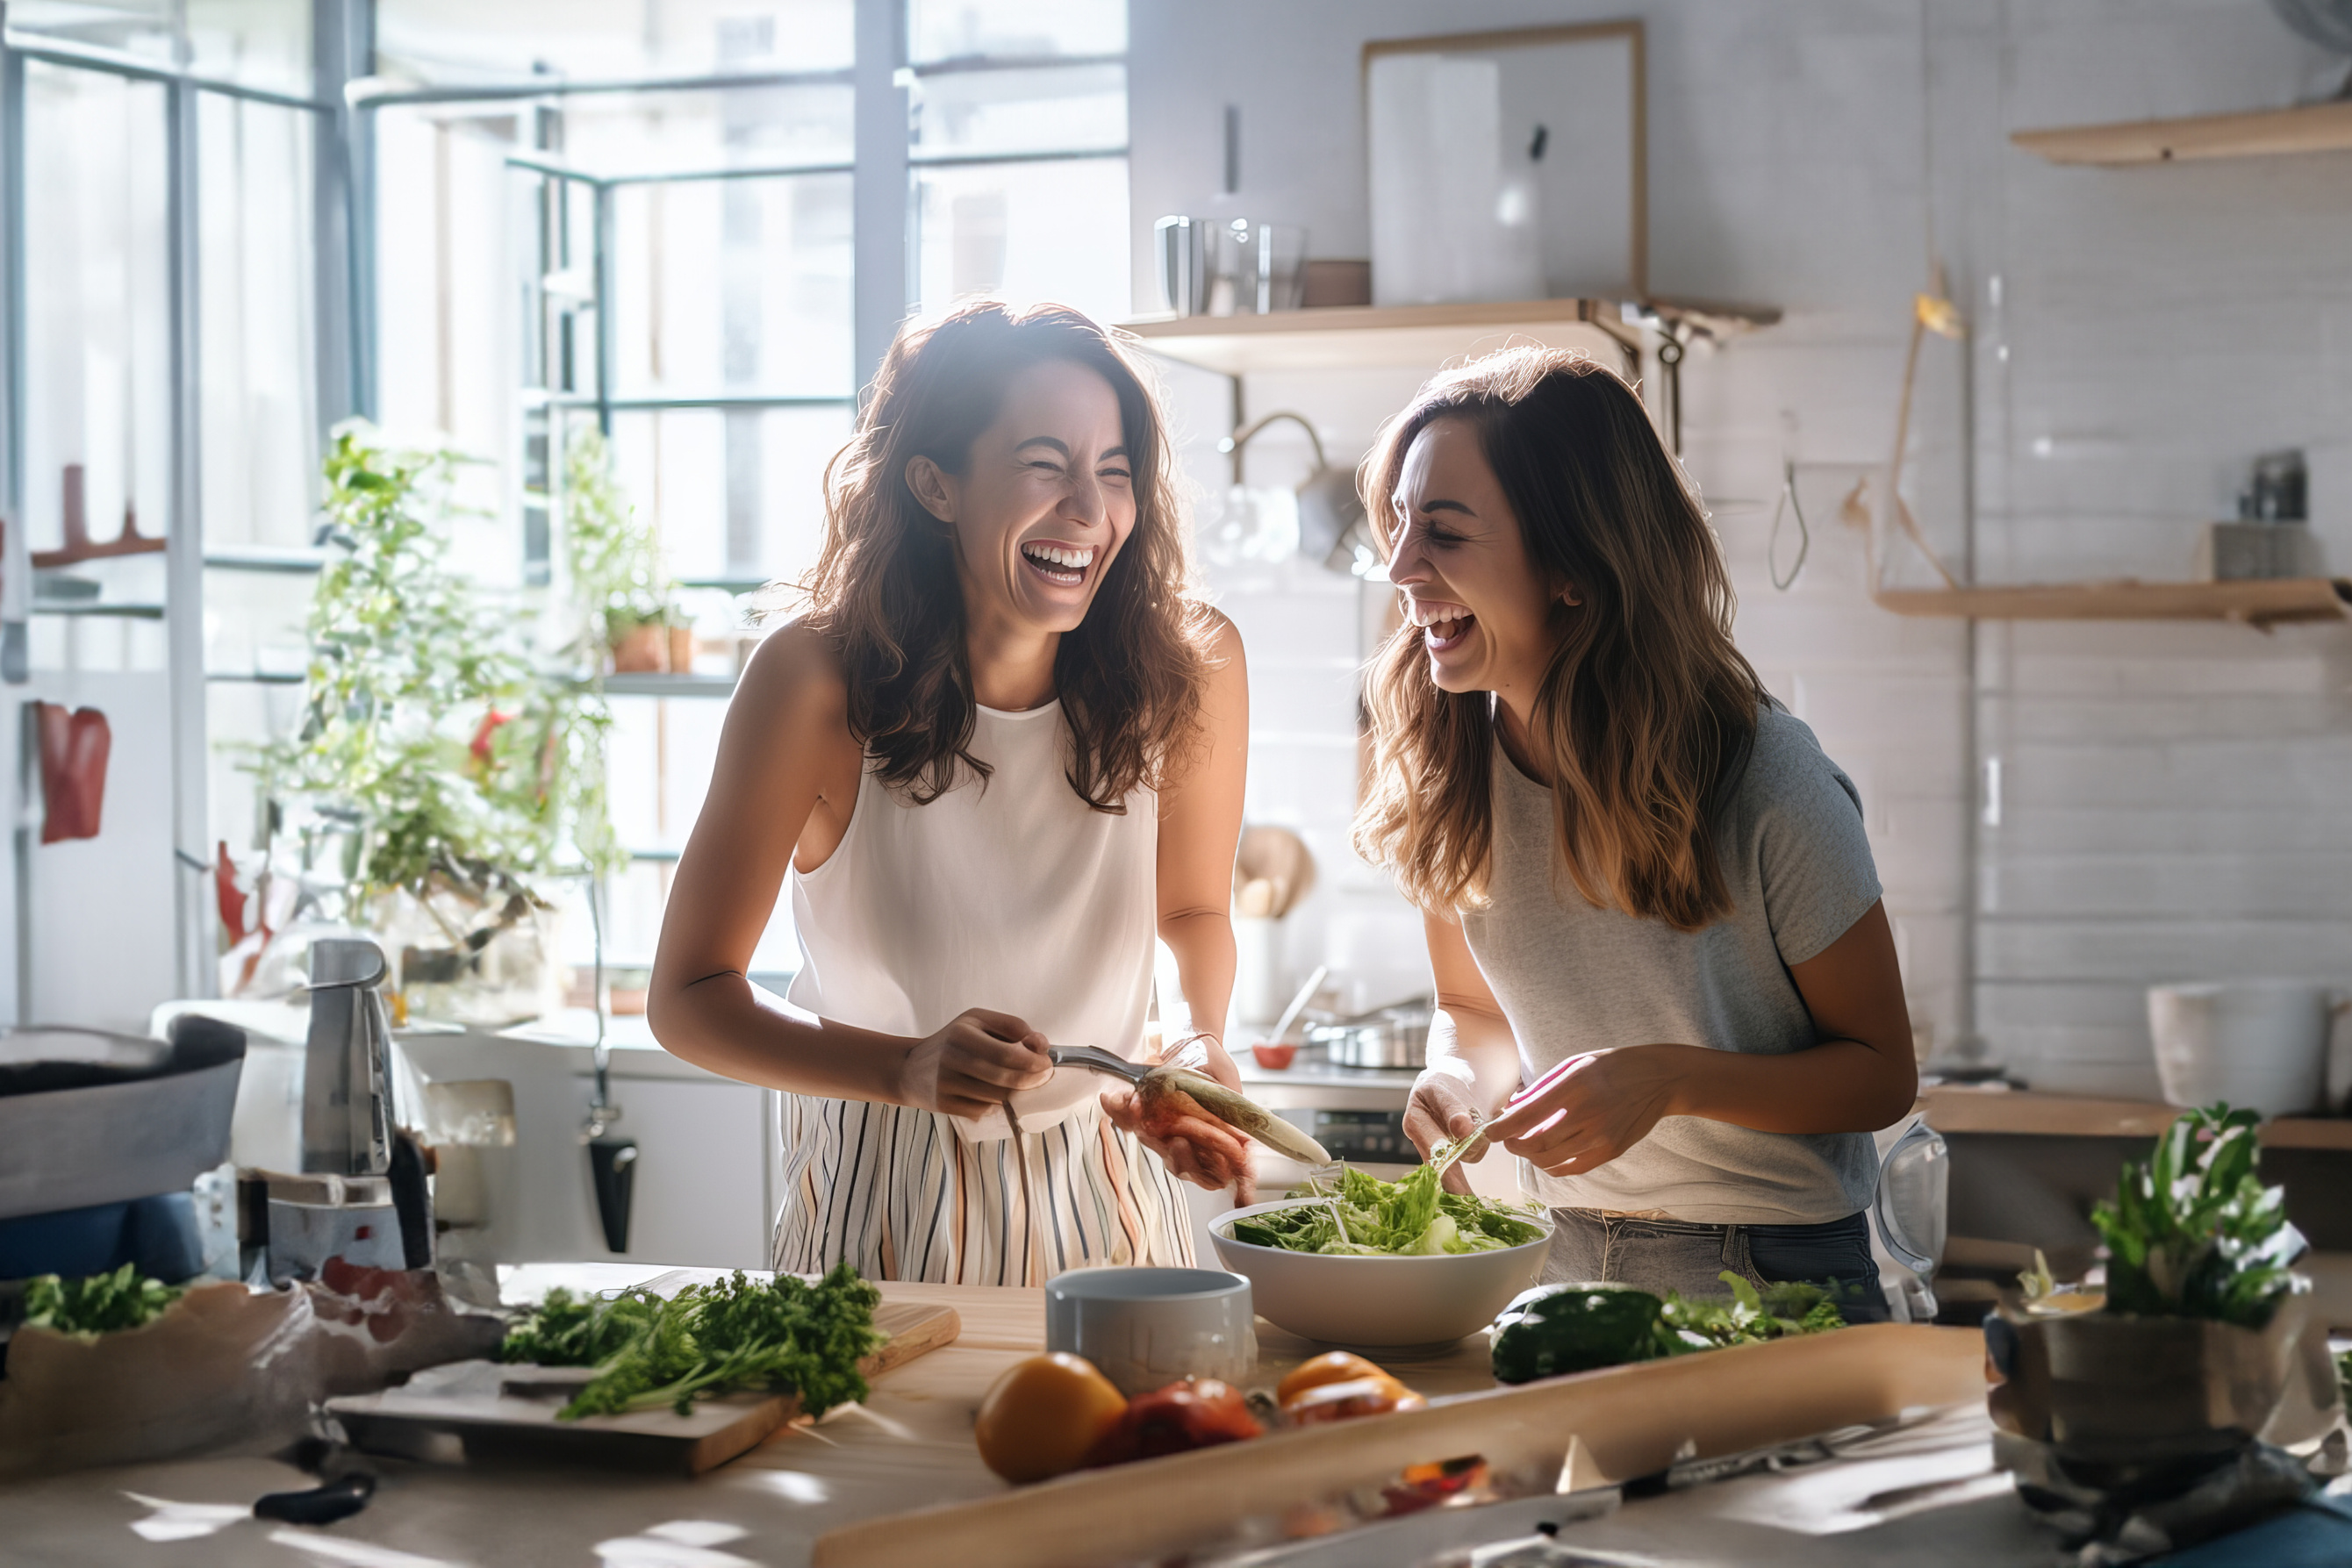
[792,300,1212,812]
[1352,347,1767,932]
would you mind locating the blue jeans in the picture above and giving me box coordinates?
[1541,1208,1890,1324]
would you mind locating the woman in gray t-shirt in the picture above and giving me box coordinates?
[1353,348,1916,1320]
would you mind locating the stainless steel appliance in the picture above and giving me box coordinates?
[251,937,428,1278]
[1234,1043,1422,1194]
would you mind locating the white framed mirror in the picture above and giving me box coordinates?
[1365,21,1646,306]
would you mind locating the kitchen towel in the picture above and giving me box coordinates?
[35,701,110,842]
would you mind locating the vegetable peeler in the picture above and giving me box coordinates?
[1047,1045,1332,1167]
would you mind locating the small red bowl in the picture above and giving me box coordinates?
[1251,1042,1297,1070]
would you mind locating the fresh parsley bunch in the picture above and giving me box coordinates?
[2092,1104,2305,1328]
[498,1284,658,1368]
[22,1264,184,1337]
[499,1264,884,1421]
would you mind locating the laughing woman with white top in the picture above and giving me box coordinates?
[649,302,1252,1285]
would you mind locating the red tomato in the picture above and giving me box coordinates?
[1082,1377,1263,1467]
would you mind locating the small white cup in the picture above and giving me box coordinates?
[1043,1267,1256,1396]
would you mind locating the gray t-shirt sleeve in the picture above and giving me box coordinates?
[1750,713,1883,967]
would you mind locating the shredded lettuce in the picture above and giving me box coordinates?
[1225,1163,1547,1257]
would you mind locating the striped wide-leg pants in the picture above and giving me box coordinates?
[770,1096,1197,1285]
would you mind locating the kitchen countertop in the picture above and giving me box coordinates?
[1233,1044,1417,1092]
[0,1265,2122,1568]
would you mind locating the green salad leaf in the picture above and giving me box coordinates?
[1225,1163,1548,1257]
[498,1263,884,1421]
[22,1264,184,1338]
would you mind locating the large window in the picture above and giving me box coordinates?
[2,0,1132,1020]
[907,4,1129,322]
[363,0,1131,991]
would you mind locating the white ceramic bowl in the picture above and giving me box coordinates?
[1043,1266,1257,1395]
[1208,1199,1554,1348]
[2148,980,2342,1120]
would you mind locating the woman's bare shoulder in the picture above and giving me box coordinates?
[732,620,857,754]
[1195,604,1246,671]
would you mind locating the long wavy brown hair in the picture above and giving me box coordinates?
[1352,348,1767,931]
[792,300,1211,811]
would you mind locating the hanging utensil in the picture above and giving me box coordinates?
[581,876,635,1254]
[1267,965,1327,1046]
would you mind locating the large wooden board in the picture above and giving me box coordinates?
[327,1299,959,1475]
[810,1322,1988,1568]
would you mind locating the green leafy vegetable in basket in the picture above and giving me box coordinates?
[498,1264,884,1421]
[1224,1163,1547,1257]
[21,1264,183,1338]
[1489,1273,1847,1385]
[2090,1104,2306,1328]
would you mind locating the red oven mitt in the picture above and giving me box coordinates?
[35,702,110,843]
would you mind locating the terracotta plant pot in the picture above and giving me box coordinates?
[609,623,666,673]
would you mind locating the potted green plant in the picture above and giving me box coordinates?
[246,423,624,1023]
[563,426,686,674]
[1984,1105,2333,1486]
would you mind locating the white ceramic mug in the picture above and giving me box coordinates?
[2147,980,2350,1120]
[1043,1267,1256,1396]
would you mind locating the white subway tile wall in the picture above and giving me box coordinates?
[1133,0,2352,1097]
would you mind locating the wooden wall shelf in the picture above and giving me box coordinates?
[1121,296,1778,376]
[1922,1086,2352,1149]
[2013,100,2352,166]
[1875,577,2351,629]
[1921,1086,2178,1139]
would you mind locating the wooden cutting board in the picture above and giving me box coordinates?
[327,1298,960,1475]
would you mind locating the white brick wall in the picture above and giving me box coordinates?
[1132,0,2352,1094]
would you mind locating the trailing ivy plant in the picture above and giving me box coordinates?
[254,422,623,924]
[564,424,679,652]
[2091,1104,2306,1328]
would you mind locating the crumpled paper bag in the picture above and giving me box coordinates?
[0,1266,503,1476]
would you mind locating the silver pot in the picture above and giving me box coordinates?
[1307,999,1433,1070]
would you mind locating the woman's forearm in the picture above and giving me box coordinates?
[1425,1002,1523,1117]
[1660,1038,1915,1134]
[647,971,913,1102]
[1155,908,1235,1047]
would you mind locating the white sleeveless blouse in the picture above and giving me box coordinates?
[784,701,1158,1141]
